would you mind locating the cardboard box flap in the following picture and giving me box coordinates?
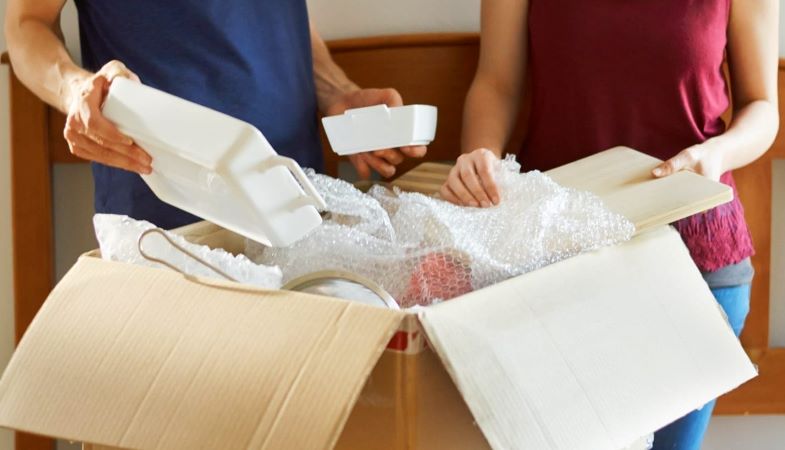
[420,227,756,450]
[0,256,404,450]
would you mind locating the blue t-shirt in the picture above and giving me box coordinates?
[75,0,323,229]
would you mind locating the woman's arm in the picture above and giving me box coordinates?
[5,0,151,173]
[654,0,779,180]
[441,0,529,207]
[309,23,427,179]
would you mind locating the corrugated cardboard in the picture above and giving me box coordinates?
[0,257,403,449]
[420,227,755,449]
[0,227,756,450]
[0,149,756,450]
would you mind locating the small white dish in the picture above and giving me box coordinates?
[322,104,437,155]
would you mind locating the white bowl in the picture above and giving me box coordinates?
[322,104,437,155]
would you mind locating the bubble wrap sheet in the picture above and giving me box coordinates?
[249,157,634,308]
[94,214,282,289]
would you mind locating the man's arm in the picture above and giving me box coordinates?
[309,23,427,179]
[5,0,151,173]
[5,0,87,112]
[310,23,358,115]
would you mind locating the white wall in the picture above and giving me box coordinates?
[705,415,785,450]
[782,2,785,57]
[0,2,783,450]
[307,0,478,39]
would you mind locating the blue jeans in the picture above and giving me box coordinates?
[652,284,751,450]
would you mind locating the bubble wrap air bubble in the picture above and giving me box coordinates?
[248,156,635,307]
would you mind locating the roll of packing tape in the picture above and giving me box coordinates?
[283,270,399,310]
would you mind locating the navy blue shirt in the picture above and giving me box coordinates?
[75,0,323,229]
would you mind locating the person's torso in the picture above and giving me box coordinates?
[75,0,322,228]
[523,0,730,169]
[522,0,754,274]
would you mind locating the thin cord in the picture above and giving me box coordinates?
[137,228,238,282]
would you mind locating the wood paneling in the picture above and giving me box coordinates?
[327,34,480,178]
[326,34,529,179]
[713,60,785,414]
[732,59,785,350]
[716,348,785,414]
[3,53,57,450]
[48,110,79,163]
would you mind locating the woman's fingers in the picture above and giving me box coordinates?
[440,148,502,207]
[653,156,681,178]
[476,150,501,204]
[447,166,479,207]
[439,183,460,204]
[458,161,492,207]
[653,145,704,178]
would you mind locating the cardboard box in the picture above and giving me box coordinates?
[0,148,757,449]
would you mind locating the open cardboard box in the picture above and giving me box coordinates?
[0,148,757,450]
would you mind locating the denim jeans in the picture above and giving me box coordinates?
[652,284,751,450]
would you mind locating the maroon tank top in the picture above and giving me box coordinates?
[521,0,754,271]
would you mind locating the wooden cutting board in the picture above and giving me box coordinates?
[392,146,732,235]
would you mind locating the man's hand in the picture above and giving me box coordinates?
[440,148,502,208]
[64,60,152,174]
[323,88,427,179]
[652,142,724,181]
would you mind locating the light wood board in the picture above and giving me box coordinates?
[392,147,732,235]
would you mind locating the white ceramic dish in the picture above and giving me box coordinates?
[102,78,326,248]
[322,104,437,155]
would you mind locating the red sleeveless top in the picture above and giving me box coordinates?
[521,0,754,271]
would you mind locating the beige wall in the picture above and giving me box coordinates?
[307,0,479,39]
[0,2,782,450]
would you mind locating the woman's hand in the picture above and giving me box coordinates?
[63,60,152,174]
[440,148,501,207]
[323,87,427,179]
[652,142,724,181]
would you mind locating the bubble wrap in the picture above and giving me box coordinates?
[248,157,634,307]
[94,214,282,289]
